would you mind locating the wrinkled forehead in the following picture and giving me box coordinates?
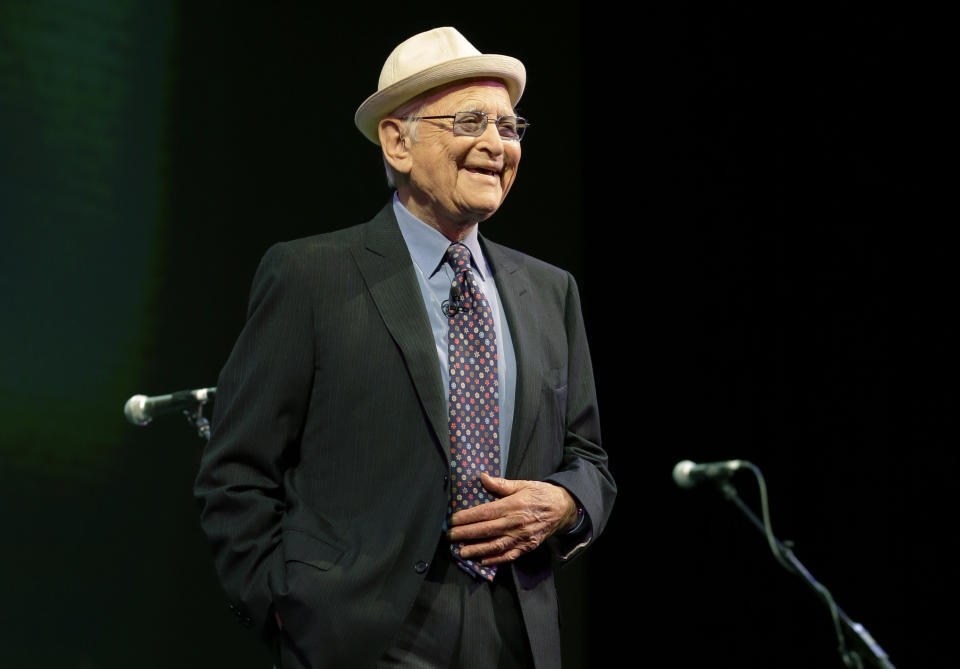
[400,79,515,117]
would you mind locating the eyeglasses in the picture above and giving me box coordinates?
[406,111,530,142]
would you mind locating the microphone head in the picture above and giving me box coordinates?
[672,460,697,488]
[124,395,150,426]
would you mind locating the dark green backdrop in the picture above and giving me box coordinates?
[1,2,949,667]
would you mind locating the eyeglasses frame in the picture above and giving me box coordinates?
[404,110,530,142]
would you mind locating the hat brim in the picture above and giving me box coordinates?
[354,54,526,145]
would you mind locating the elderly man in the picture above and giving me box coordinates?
[195,27,615,668]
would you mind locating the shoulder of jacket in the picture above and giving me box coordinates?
[482,236,572,284]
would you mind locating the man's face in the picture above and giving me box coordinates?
[403,81,521,232]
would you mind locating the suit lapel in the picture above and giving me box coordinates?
[350,205,449,456]
[349,211,543,475]
[481,238,541,479]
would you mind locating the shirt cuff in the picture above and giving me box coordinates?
[564,506,586,535]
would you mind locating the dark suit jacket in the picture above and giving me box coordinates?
[194,203,616,668]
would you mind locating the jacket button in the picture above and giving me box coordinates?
[442,474,449,487]
[415,560,429,574]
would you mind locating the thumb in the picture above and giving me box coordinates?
[480,472,520,495]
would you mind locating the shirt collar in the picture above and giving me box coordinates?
[392,193,487,280]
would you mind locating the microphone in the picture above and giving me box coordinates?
[442,281,465,315]
[124,387,216,426]
[672,459,746,488]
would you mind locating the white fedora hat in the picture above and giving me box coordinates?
[354,27,526,145]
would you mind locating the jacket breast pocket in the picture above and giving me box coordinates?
[282,527,345,572]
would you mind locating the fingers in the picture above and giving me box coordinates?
[447,477,577,564]
[453,521,542,563]
[448,475,525,526]
[448,515,514,541]
[450,498,504,526]
[458,535,530,564]
[478,472,519,495]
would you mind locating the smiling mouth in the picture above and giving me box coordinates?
[466,167,500,178]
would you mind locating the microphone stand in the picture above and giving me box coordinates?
[718,477,896,669]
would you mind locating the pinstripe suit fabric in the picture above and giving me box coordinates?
[194,203,616,668]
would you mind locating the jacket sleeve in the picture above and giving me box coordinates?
[543,272,616,561]
[193,242,315,638]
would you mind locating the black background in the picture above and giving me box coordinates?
[1,2,950,667]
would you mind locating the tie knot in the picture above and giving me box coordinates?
[445,243,473,274]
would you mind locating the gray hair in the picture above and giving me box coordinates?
[381,98,429,188]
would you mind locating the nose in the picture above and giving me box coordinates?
[477,120,505,155]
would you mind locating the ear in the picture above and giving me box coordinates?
[379,118,412,177]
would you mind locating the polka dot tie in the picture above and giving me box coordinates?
[445,242,500,582]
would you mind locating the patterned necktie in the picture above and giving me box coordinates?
[444,242,500,582]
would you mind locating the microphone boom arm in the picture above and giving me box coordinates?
[717,469,896,669]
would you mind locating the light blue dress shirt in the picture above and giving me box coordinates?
[392,194,517,471]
